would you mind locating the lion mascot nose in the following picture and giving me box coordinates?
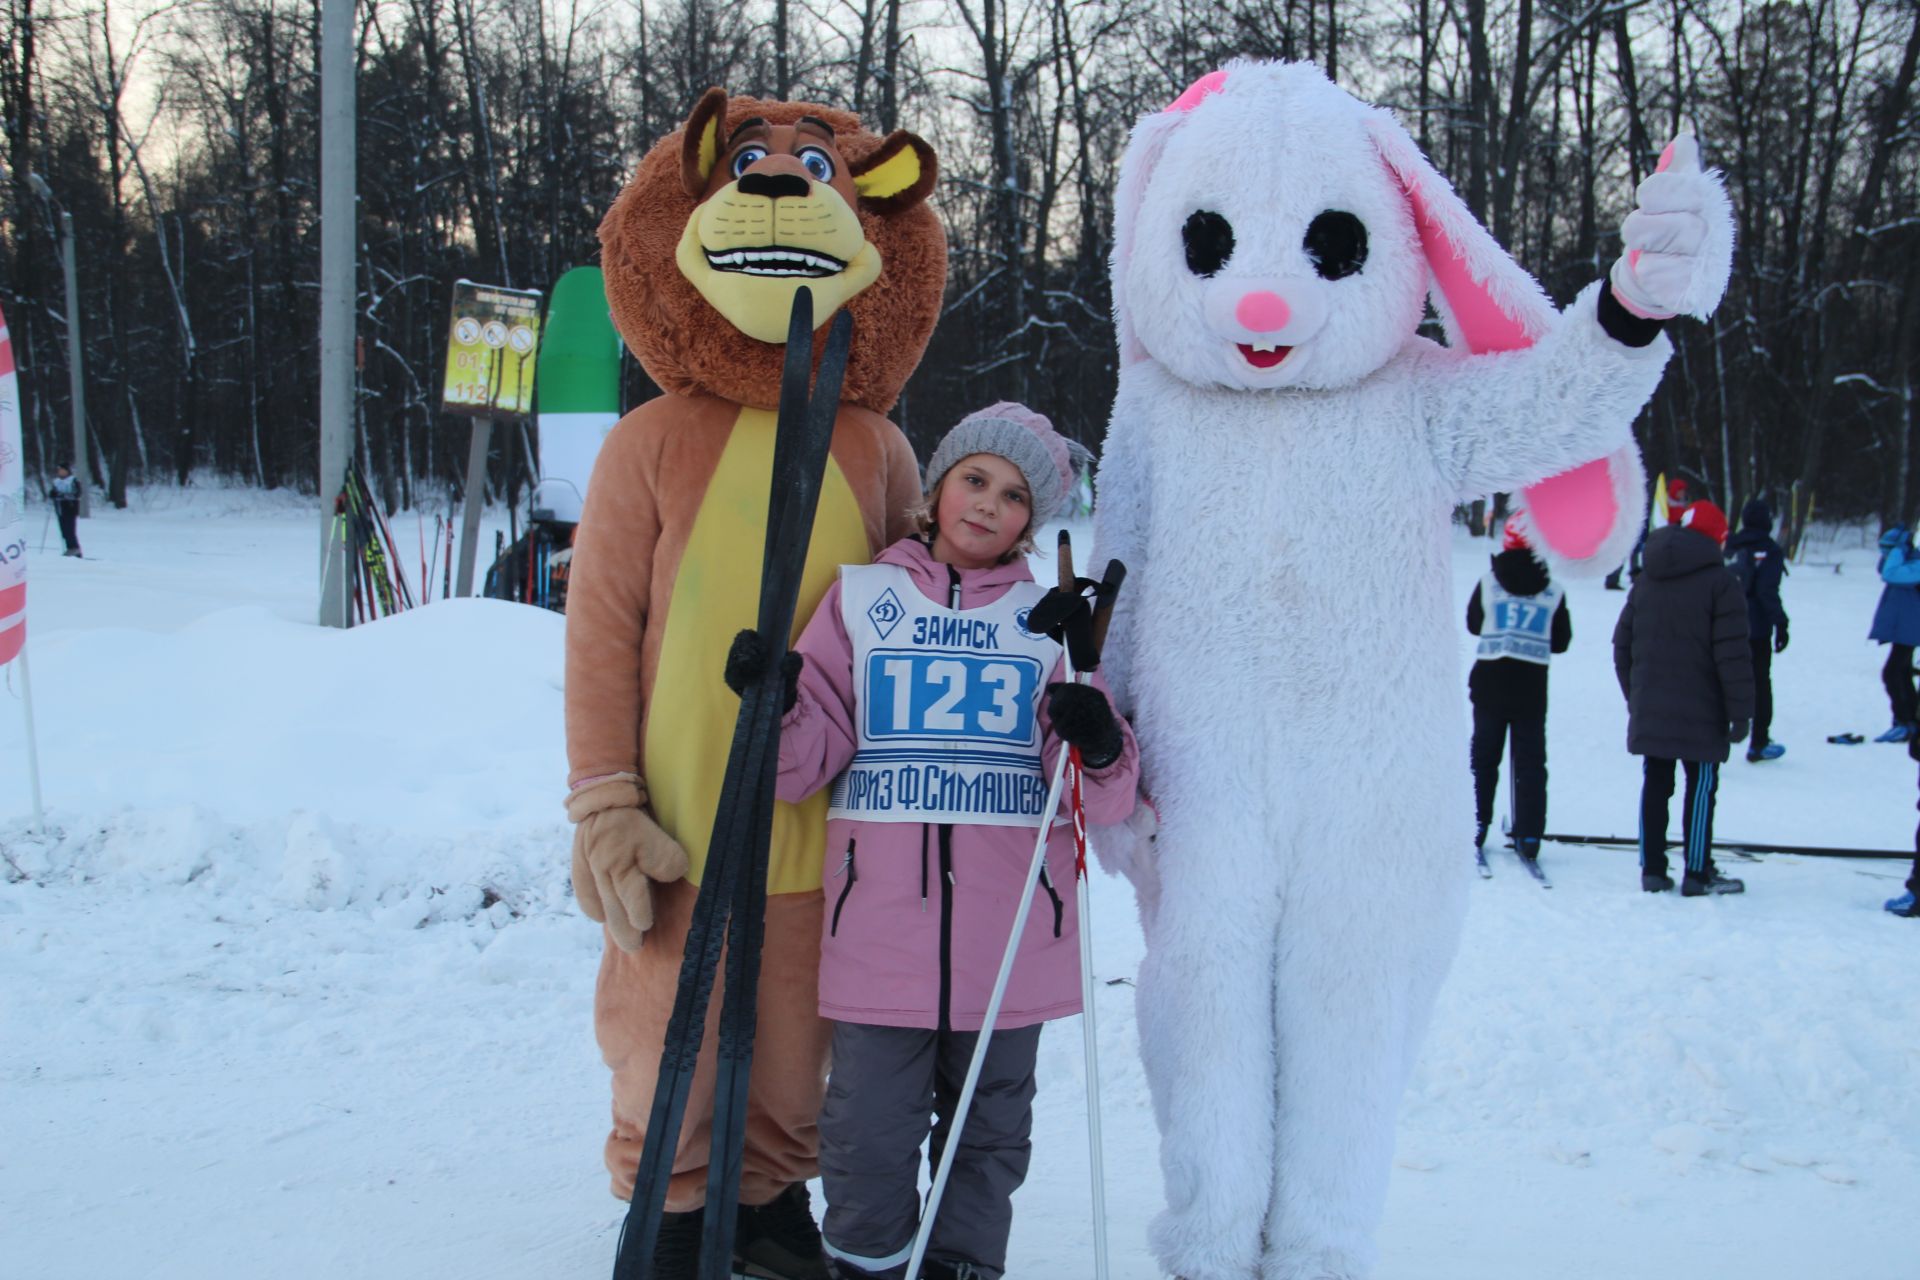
[738,169,811,200]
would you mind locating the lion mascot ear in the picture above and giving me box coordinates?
[850,132,938,214]
[681,87,729,197]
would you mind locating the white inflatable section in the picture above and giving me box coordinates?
[534,411,618,523]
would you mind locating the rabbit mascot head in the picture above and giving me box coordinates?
[1112,61,1732,569]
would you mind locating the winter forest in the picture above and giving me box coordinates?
[1,0,1917,523]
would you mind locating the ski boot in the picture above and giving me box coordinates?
[1745,741,1785,762]
[1885,891,1920,917]
[1516,837,1542,862]
[1641,871,1675,893]
[735,1183,830,1280]
[1874,722,1915,744]
[1681,869,1745,896]
[649,1205,705,1280]
[921,1260,990,1279]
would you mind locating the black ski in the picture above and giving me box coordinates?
[611,288,851,1280]
[1538,832,1911,861]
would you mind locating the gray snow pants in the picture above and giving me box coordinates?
[818,1020,1042,1279]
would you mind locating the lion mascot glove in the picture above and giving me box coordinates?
[565,89,945,1214]
[1091,63,1732,1280]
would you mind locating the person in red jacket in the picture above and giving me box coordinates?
[729,403,1141,1280]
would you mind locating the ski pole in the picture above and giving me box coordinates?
[37,508,51,553]
[1070,742,1112,1280]
[904,698,1074,1280]
[906,536,1122,1280]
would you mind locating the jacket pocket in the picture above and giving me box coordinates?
[829,839,858,938]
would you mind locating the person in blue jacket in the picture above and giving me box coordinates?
[1869,525,1920,742]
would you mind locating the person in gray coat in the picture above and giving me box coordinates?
[1612,500,1755,896]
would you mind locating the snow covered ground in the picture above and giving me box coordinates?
[2,489,1915,1279]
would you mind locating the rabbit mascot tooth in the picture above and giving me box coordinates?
[1092,62,1732,1280]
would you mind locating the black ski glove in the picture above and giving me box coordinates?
[1774,625,1789,654]
[724,629,802,714]
[1047,682,1124,770]
[1729,719,1750,744]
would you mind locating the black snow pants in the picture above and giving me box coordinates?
[1469,660,1549,846]
[1885,644,1917,728]
[817,1021,1041,1280]
[1640,757,1721,877]
[1749,638,1774,748]
[55,500,79,554]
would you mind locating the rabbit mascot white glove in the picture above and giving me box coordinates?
[1092,62,1732,1280]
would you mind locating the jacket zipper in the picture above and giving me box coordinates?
[829,838,857,937]
[937,565,963,1033]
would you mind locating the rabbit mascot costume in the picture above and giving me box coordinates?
[1092,62,1732,1280]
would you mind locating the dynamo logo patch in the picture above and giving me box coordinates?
[868,587,906,640]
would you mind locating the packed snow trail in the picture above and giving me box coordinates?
[0,490,1913,1278]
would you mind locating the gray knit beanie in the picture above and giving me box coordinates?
[923,402,1079,527]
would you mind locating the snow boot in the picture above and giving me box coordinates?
[735,1183,830,1280]
[1682,869,1745,896]
[1641,871,1675,893]
[920,1260,991,1280]
[648,1205,705,1280]
[1885,891,1920,917]
[1745,742,1786,762]
[1874,722,1915,744]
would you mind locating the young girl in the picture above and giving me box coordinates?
[743,403,1140,1280]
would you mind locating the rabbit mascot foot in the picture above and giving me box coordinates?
[1091,62,1732,1280]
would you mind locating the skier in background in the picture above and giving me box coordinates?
[730,403,1141,1280]
[1892,732,1920,917]
[1724,499,1790,761]
[48,462,81,557]
[1466,518,1570,869]
[1605,475,1693,590]
[1869,524,1920,743]
[1613,500,1754,896]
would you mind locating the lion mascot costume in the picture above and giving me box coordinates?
[563,89,946,1277]
[1091,62,1732,1280]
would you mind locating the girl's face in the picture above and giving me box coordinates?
[930,453,1031,569]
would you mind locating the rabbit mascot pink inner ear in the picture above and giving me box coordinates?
[1360,103,1647,568]
[1094,59,1731,1280]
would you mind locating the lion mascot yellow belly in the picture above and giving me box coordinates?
[563,88,945,1219]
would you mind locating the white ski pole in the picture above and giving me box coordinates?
[904,703,1073,1280]
[1070,750,1111,1280]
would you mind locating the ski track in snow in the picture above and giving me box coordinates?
[0,493,1914,1278]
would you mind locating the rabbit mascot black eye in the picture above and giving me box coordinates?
[1091,62,1732,1280]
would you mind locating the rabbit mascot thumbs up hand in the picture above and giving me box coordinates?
[1092,63,1732,1280]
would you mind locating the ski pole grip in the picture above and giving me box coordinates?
[1089,560,1127,654]
[1057,528,1075,592]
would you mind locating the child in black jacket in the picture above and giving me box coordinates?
[1467,520,1571,868]
[1723,499,1790,761]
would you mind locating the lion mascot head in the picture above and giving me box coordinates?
[599,89,947,414]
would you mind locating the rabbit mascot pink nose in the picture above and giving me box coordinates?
[1091,62,1732,1280]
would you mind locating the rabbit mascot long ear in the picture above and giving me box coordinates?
[1362,109,1646,568]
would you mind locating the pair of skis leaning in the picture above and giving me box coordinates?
[610,289,851,1280]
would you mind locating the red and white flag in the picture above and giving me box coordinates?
[0,303,27,664]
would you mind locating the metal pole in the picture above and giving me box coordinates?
[57,213,89,518]
[317,0,355,629]
[455,417,492,597]
[18,643,46,835]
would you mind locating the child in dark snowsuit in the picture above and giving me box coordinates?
[1613,501,1755,896]
[1723,499,1790,761]
[1467,519,1570,864]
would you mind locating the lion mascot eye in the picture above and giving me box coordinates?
[797,147,836,182]
[730,145,769,178]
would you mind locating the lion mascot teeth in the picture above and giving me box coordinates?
[564,87,946,1242]
[1091,61,1732,1280]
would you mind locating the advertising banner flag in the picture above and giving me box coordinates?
[0,302,27,665]
[441,280,543,419]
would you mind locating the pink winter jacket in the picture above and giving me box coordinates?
[777,537,1141,1031]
